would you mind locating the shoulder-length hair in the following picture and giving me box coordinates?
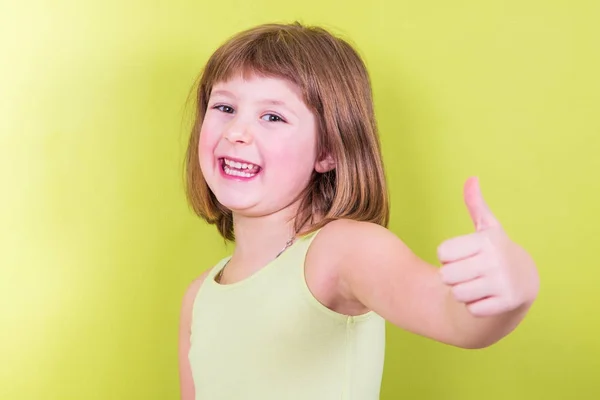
[185,22,389,241]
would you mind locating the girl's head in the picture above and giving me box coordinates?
[186,22,389,241]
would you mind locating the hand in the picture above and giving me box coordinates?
[437,177,539,317]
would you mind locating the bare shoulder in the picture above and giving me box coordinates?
[310,218,406,259]
[313,218,429,287]
[305,219,408,316]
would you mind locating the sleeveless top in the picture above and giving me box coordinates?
[188,230,386,399]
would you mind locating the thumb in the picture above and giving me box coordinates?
[464,176,500,231]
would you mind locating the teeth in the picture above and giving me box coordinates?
[223,165,256,178]
[223,158,257,170]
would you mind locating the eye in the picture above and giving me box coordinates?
[213,104,234,114]
[261,113,285,123]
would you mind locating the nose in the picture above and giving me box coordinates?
[223,116,253,144]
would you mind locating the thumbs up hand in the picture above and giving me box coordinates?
[438,177,539,318]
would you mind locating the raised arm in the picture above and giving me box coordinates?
[334,178,539,349]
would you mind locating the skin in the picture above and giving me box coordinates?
[179,74,540,399]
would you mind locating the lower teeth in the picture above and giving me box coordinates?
[224,166,256,178]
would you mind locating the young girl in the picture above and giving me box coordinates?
[178,22,539,399]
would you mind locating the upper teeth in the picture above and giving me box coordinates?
[224,158,257,170]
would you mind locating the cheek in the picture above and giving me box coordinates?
[199,117,216,149]
[267,138,316,178]
[198,129,212,156]
[198,123,219,173]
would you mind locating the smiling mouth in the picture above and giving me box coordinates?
[219,157,261,178]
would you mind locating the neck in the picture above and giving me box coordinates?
[231,207,299,263]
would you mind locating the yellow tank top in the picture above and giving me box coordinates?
[188,230,386,399]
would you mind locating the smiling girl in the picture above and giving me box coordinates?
[178,22,539,400]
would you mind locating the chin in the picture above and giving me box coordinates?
[211,192,258,214]
[215,194,294,219]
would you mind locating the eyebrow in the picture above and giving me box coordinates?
[211,89,297,116]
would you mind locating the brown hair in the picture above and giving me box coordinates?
[185,22,389,241]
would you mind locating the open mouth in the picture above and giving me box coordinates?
[219,157,262,178]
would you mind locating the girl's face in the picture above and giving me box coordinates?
[199,74,319,218]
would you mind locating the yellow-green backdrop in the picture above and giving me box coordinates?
[1,0,598,399]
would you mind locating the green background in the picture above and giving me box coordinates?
[1,0,598,398]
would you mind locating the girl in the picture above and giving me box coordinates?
[178,22,539,399]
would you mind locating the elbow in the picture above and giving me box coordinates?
[449,328,513,349]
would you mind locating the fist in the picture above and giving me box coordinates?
[438,177,539,317]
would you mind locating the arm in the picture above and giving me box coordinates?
[335,178,539,349]
[179,270,211,400]
[333,220,475,347]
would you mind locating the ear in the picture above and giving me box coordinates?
[314,153,336,173]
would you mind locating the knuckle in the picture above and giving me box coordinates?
[436,243,447,258]
[452,285,469,302]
